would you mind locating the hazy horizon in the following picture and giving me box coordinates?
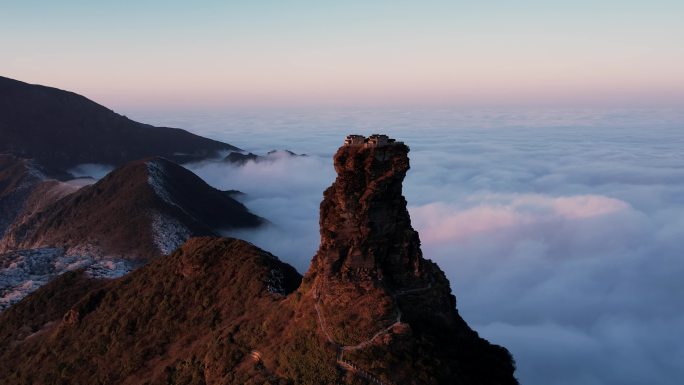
[3,1,683,111]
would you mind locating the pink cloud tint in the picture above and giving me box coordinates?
[409,194,631,243]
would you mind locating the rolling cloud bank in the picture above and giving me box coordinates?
[148,108,684,385]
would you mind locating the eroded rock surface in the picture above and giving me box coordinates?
[306,140,458,343]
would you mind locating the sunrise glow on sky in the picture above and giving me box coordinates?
[3,0,683,110]
[3,3,684,385]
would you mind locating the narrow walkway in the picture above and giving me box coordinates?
[313,281,432,385]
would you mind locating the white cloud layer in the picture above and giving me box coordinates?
[163,108,683,385]
[187,153,335,271]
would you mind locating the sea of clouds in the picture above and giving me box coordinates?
[137,107,684,385]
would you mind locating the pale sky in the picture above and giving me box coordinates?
[2,0,683,110]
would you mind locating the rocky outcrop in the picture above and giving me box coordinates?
[223,151,260,165]
[298,136,518,384]
[305,140,458,343]
[314,140,428,284]
[223,149,307,165]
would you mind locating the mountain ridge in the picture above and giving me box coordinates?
[0,157,264,311]
[1,157,263,259]
[0,75,239,175]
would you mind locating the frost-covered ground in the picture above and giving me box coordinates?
[0,248,133,312]
[146,159,195,254]
[0,159,196,312]
[146,160,180,210]
[150,213,192,255]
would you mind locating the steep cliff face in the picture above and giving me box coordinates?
[305,140,457,344]
[315,141,420,283]
[299,137,518,384]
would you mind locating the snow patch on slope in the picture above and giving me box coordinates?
[0,248,133,312]
[151,213,192,255]
[146,160,179,209]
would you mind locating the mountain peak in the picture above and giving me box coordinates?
[303,135,460,347]
[313,134,422,284]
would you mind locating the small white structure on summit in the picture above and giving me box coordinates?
[344,134,400,148]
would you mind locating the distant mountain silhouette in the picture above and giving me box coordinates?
[0,76,239,174]
[222,149,307,165]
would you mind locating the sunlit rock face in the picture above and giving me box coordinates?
[300,135,518,385]
[306,138,458,341]
[319,140,420,284]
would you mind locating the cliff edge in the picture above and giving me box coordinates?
[295,134,518,384]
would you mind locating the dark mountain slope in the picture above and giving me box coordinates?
[0,155,45,236]
[0,157,263,260]
[1,155,87,238]
[0,76,238,174]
